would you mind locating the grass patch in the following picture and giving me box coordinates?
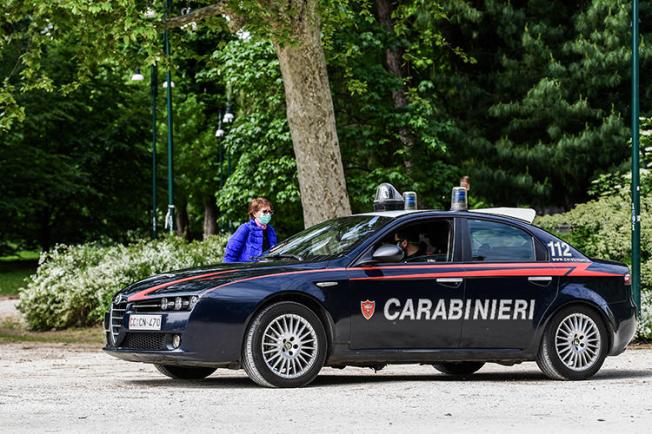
[0,259,38,297]
[0,318,105,346]
[0,250,40,262]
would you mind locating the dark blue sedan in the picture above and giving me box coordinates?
[104,209,637,387]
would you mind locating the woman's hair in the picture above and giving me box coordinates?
[248,197,273,218]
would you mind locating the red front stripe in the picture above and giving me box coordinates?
[128,269,236,302]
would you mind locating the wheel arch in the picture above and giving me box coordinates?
[240,291,336,360]
[537,300,615,352]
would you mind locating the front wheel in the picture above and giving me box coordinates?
[154,364,216,380]
[242,302,327,388]
[433,362,485,376]
[536,306,608,380]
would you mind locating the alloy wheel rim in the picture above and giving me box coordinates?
[555,313,601,371]
[261,313,318,379]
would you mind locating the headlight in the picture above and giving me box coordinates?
[161,298,168,310]
[174,297,183,311]
[190,295,199,309]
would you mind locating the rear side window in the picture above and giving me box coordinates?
[468,219,535,262]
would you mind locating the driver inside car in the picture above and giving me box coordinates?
[394,229,427,260]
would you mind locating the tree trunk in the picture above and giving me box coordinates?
[203,197,218,237]
[38,208,52,251]
[175,198,190,240]
[375,0,415,172]
[166,1,351,228]
[274,0,352,228]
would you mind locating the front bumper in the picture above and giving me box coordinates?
[103,347,234,368]
[103,298,245,366]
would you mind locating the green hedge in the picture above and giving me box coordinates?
[536,193,652,339]
[17,235,229,330]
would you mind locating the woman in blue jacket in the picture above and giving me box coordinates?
[224,197,278,262]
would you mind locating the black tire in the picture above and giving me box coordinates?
[154,364,216,380]
[536,305,608,381]
[242,301,327,388]
[432,362,485,376]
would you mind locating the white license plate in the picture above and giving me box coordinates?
[128,314,162,331]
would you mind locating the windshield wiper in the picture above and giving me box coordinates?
[260,253,304,261]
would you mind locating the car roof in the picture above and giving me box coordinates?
[357,208,536,225]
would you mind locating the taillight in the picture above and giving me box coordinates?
[624,273,631,286]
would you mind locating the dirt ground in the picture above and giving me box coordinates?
[0,343,650,433]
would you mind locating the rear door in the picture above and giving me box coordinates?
[459,218,559,349]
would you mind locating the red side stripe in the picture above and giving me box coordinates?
[128,269,236,302]
[210,267,349,290]
[351,262,619,281]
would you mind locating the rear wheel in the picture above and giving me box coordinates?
[536,305,608,380]
[242,301,327,388]
[154,364,216,380]
[433,362,485,376]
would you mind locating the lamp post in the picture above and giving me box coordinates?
[163,0,176,234]
[150,64,158,239]
[631,0,641,316]
[131,67,158,239]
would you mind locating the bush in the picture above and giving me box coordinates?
[17,235,229,330]
[536,192,652,339]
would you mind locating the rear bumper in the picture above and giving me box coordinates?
[608,298,638,356]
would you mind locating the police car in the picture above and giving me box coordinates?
[104,185,637,387]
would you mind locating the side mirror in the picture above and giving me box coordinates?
[371,243,404,263]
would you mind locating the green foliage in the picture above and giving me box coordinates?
[440,0,652,209]
[536,193,652,338]
[205,37,303,237]
[0,41,152,253]
[321,0,463,213]
[589,117,652,198]
[17,235,229,330]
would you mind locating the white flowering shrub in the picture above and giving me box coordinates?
[536,193,652,339]
[18,235,229,330]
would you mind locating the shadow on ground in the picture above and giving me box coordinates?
[126,367,652,389]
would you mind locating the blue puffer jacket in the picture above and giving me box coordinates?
[224,219,278,263]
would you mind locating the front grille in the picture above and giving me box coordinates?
[132,301,161,312]
[121,333,168,351]
[109,301,127,345]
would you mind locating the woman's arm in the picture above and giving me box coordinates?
[224,223,249,263]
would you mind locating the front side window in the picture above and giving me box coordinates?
[468,219,535,262]
[375,219,454,263]
[264,215,391,261]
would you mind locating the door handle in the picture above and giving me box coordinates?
[528,276,552,284]
[316,281,339,288]
[436,277,463,286]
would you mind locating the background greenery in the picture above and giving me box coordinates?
[1,1,650,336]
[3,0,651,249]
[17,235,229,330]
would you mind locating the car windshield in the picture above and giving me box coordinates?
[262,215,392,261]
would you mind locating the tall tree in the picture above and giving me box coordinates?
[2,0,352,229]
[437,0,652,209]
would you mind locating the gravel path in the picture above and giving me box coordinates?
[0,298,19,319]
[0,344,650,433]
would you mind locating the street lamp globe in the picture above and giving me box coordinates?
[131,69,144,81]
[215,128,225,138]
[162,81,175,89]
[223,111,234,123]
[144,7,157,19]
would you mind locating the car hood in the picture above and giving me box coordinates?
[118,261,324,302]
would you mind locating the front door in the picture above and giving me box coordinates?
[349,218,465,349]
